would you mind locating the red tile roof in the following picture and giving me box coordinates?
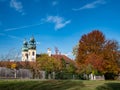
[51,54,75,64]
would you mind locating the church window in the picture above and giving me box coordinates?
[32,52,35,56]
[25,54,28,59]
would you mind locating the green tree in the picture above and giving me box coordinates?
[72,44,79,56]
[60,58,66,71]
[37,54,61,73]
[66,63,76,73]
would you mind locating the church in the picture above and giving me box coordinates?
[21,36,74,66]
[22,36,36,62]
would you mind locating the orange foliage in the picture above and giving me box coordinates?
[76,30,120,74]
[85,53,104,72]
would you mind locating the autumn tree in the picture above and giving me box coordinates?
[37,54,61,79]
[29,62,40,79]
[75,30,120,79]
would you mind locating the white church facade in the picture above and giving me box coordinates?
[22,36,36,61]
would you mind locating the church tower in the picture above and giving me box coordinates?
[22,39,29,61]
[28,36,36,61]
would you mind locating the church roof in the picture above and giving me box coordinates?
[30,36,35,43]
[22,39,28,51]
[22,37,36,51]
[23,39,28,45]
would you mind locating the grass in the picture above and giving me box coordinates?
[0,79,120,90]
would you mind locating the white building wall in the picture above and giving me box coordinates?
[28,49,36,62]
[22,51,28,61]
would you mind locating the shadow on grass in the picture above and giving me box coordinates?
[96,82,120,90]
[0,80,85,90]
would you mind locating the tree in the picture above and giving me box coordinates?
[29,62,40,79]
[60,58,66,71]
[85,53,104,72]
[37,54,61,79]
[37,54,61,72]
[66,63,76,73]
[72,44,79,56]
[75,30,120,79]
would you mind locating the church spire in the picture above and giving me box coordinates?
[22,39,28,51]
[29,36,36,49]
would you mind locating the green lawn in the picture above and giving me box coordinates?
[0,79,120,90]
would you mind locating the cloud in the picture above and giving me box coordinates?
[63,52,72,56]
[72,0,106,11]
[62,52,74,59]
[10,0,25,15]
[43,16,71,30]
[52,1,58,6]
[4,23,42,31]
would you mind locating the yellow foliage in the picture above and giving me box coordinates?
[11,63,17,69]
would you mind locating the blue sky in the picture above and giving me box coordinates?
[0,0,120,60]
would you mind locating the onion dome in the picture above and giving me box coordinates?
[22,39,28,51]
[30,36,35,43]
[29,36,36,49]
[23,40,28,45]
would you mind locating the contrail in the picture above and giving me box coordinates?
[0,33,22,40]
[4,23,42,31]
[7,35,22,40]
